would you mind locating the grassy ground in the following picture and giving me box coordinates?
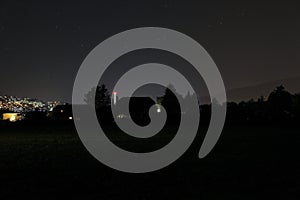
[0,123,299,199]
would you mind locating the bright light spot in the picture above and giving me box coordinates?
[117,114,126,119]
[157,108,161,113]
[113,91,117,95]
[3,113,18,122]
[69,117,73,120]
[10,115,16,122]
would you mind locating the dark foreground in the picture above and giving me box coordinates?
[0,122,299,199]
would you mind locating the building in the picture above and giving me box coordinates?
[2,113,22,122]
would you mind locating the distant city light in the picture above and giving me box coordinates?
[117,114,126,119]
[0,95,61,113]
[2,113,19,122]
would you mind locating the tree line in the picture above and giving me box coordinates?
[4,84,297,126]
[84,84,300,126]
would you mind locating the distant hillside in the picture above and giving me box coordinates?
[227,77,300,102]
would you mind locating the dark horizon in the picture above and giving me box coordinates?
[1,76,300,104]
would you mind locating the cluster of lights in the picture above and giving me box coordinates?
[0,95,61,112]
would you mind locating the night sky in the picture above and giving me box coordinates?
[0,0,299,102]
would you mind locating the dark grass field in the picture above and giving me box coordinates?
[0,122,299,199]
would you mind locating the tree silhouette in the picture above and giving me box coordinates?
[79,84,299,126]
[267,85,292,122]
[84,84,111,109]
[292,93,300,121]
[161,84,182,114]
[160,84,182,126]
